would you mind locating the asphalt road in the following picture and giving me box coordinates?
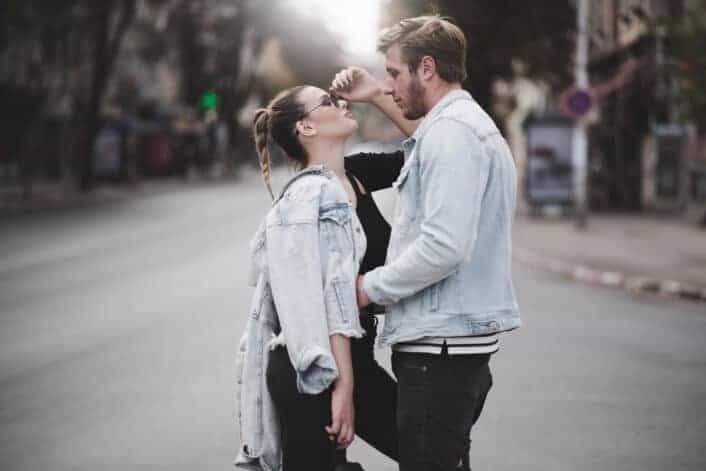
[1,171,704,471]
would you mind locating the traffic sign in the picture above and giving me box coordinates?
[561,86,595,119]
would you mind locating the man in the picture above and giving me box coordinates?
[332,15,521,471]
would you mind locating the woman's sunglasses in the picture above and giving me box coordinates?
[302,93,347,116]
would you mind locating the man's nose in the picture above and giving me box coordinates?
[382,80,394,95]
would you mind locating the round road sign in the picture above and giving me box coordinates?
[562,87,595,119]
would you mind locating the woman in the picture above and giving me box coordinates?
[236,84,366,471]
[233,85,381,471]
[236,73,416,471]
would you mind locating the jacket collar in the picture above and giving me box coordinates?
[274,164,331,204]
[403,89,473,151]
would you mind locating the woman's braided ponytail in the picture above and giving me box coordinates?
[251,86,309,199]
[253,108,275,200]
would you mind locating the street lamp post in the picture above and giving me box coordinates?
[572,0,590,227]
[572,0,589,228]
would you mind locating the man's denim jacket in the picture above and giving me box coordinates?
[235,166,366,471]
[363,90,522,346]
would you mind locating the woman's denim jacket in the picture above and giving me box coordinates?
[235,166,366,471]
[362,90,522,346]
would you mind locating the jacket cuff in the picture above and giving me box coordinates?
[295,345,339,394]
[363,269,391,306]
[329,326,365,339]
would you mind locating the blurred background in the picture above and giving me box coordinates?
[1,1,704,471]
[0,0,705,219]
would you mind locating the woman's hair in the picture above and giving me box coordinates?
[253,86,309,199]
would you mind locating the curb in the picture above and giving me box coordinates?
[514,247,706,304]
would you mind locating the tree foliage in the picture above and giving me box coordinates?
[385,0,576,113]
[1,0,140,190]
[667,0,706,131]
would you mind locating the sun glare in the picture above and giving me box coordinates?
[287,0,382,58]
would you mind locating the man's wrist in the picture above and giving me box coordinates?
[369,87,386,107]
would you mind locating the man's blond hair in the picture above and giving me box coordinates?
[377,15,468,83]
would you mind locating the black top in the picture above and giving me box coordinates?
[344,151,405,275]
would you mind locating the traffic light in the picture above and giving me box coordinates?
[200,90,219,110]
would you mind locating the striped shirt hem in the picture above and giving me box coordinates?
[393,334,499,355]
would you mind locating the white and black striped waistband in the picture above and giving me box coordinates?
[392,333,499,355]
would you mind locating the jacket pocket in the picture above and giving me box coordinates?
[429,283,440,312]
[432,272,463,314]
[319,202,351,224]
[393,160,418,226]
[320,203,354,255]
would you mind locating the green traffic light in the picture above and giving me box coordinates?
[201,91,219,110]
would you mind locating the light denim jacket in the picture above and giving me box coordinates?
[235,166,366,471]
[363,90,521,347]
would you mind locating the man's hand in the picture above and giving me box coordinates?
[330,66,385,103]
[356,275,371,308]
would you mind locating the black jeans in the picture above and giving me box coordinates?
[392,351,492,471]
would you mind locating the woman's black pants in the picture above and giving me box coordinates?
[267,346,336,471]
[266,313,398,471]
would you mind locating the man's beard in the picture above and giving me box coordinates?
[403,76,427,120]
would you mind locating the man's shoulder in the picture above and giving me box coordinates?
[425,99,499,141]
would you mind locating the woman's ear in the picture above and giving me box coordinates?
[295,119,317,138]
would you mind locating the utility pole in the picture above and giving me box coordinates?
[572,0,589,228]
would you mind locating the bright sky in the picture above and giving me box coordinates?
[286,0,383,58]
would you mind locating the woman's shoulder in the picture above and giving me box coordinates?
[269,168,348,225]
[280,167,348,206]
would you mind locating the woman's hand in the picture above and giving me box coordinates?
[330,67,386,104]
[325,380,355,448]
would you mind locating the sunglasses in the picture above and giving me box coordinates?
[302,93,347,116]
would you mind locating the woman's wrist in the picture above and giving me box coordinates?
[334,376,354,393]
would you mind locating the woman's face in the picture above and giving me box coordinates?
[296,86,358,140]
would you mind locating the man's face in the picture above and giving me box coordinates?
[384,44,427,120]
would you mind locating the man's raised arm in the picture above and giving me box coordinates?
[331,66,420,137]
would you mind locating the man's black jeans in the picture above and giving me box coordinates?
[392,350,492,471]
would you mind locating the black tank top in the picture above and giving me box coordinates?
[343,151,405,275]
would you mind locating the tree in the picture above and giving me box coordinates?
[1,0,139,191]
[667,0,706,131]
[80,1,138,190]
[383,0,576,117]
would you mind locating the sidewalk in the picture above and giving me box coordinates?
[513,213,706,302]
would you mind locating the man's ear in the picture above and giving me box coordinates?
[419,55,436,81]
[295,119,317,137]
